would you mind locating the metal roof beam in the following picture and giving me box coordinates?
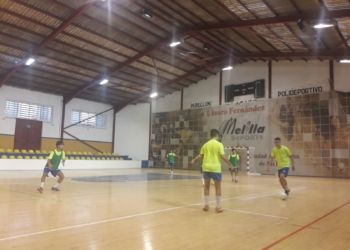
[0,1,95,88]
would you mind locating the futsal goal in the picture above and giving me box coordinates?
[224,147,261,175]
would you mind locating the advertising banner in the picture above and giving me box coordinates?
[150,91,350,178]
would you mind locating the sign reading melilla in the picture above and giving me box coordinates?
[278,86,322,97]
[191,101,212,108]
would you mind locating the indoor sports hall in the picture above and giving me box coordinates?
[0,0,350,249]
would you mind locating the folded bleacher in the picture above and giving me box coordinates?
[0,149,131,160]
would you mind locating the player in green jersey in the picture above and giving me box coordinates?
[228,148,240,183]
[37,141,66,193]
[166,149,181,174]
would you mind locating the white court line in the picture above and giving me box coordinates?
[217,207,288,219]
[0,185,308,242]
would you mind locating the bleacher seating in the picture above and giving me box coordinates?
[0,148,132,161]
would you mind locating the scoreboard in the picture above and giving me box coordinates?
[225,79,265,102]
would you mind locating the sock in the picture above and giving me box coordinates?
[54,183,60,188]
[216,196,221,207]
[40,182,44,188]
[235,176,238,180]
[204,196,209,205]
[285,185,289,191]
[201,178,204,185]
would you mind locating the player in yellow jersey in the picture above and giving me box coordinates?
[192,129,234,213]
[267,137,295,196]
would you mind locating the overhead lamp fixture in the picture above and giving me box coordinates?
[297,19,306,33]
[141,9,153,18]
[203,44,211,51]
[314,23,334,29]
[340,59,350,63]
[313,20,337,29]
[100,79,109,85]
[169,41,181,47]
[222,66,233,71]
[25,58,35,66]
[150,92,158,98]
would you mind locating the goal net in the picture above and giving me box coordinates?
[224,147,260,175]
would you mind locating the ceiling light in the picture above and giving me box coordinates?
[169,41,181,47]
[150,92,158,98]
[222,66,233,71]
[340,59,350,63]
[25,58,35,66]
[314,23,334,29]
[141,9,153,18]
[100,79,108,85]
[297,19,306,33]
[203,44,211,51]
[313,20,337,29]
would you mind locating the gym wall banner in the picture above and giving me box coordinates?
[150,91,350,178]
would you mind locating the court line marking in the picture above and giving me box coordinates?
[210,206,288,219]
[261,200,350,250]
[0,185,308,242]
[222,185,308,201]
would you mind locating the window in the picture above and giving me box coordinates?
[71,110,106,128]
[5,100,52,122]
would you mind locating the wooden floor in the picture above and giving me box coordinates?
[0,168,350,250]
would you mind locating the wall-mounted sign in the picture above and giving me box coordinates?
[278,86,323,97]
[190,101,211,108]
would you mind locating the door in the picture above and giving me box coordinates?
[14,119,42,151]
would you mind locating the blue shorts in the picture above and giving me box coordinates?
[278,168,289,178]
[44,168,61,177]
[168,162,174,167]
[203,172,222,181]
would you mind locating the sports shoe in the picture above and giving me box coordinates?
[235,180,238,183]
[215,207,223,213]
[203,204,209,211]
[51,187,60,191]
[232,179,235,183]
[37,187,43,193]
[200,185,204,188]
[285,189,290,196]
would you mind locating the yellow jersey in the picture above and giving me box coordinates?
[200,139,225,173]
[271,146,292,169]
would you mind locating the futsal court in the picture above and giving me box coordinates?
[2,0,350,249]
[0,168,349,250]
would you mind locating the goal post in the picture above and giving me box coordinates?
[224,147,261,175]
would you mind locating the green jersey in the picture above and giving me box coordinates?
[228,154,239,167]
[167,153,176,163]
[45,150,66,170]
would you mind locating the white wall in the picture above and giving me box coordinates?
[0,86,115,143]
[64,99,114,142]
[334,61,350,92]
[114,103,150,160]
[183,74,220,109]
[152,91,181,113]
[0,159,141,170]
[0,86,62,137]
[272,61,330,97]
[222,61,269,103]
